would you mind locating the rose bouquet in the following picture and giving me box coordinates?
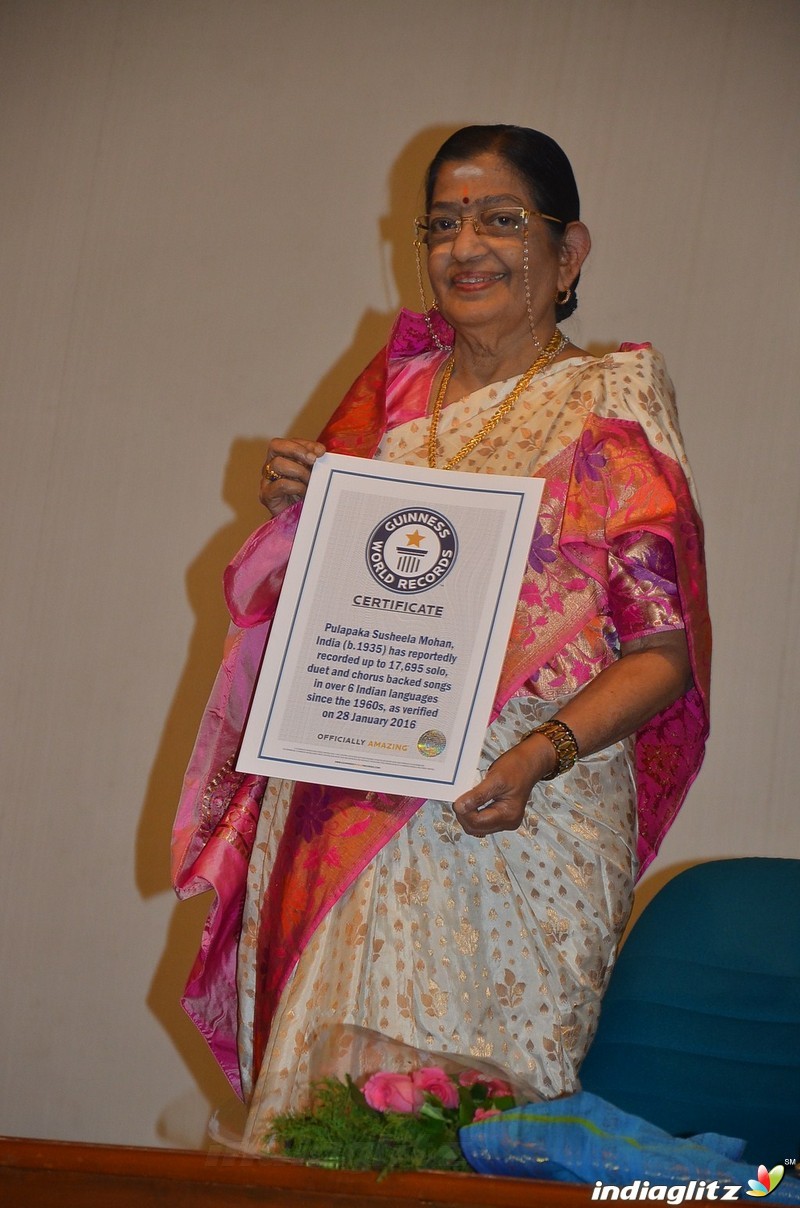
[267,1066,516,1174]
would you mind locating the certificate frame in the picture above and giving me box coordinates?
[237,452,543,800]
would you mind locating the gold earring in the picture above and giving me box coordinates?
[555,287,573,306]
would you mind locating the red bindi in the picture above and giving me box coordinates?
[462,196,470,205]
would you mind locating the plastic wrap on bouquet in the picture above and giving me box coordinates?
[459,1092,800,1203]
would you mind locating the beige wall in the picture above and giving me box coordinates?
[1,0,798,1149]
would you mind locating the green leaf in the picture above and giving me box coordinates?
[345,1073,378,1116]
[456,1086,475,1127]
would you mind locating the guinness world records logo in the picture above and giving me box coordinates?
[366,508,458,594]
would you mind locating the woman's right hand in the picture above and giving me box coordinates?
[259,438,326,517]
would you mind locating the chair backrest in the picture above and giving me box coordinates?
[578,857,800,1166]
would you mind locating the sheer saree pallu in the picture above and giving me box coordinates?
[171,309,710,1099]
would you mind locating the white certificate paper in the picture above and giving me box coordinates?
[237,453,543,800]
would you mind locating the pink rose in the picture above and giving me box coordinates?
[473,1107,502,1121]
[411,1066,459,1109]
[484,1077,514,1099]
[457,1070,515,1099]
[363,1072,424,1114]
[456,1072,514,1101]
[457,1069,487,1089]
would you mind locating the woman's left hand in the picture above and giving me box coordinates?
[452,736,555,836]
[452,629,693,838]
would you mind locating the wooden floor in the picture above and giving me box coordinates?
[0,1135,598,1206]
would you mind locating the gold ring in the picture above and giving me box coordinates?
[265,462,281,482]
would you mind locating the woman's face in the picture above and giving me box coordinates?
[425,152,563,349]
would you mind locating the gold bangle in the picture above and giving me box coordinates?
[526,719,579,780]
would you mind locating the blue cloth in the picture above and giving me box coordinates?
[459,1092,800,1203]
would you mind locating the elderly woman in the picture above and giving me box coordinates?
[172,125,710,1148]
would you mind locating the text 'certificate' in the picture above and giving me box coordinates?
[237,452,543,800]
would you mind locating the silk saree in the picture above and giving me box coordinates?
[171,310,710,1135]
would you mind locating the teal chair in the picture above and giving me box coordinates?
[578,857,800,1166]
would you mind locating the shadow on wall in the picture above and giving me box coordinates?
[136,121,508,1142]
[290,124,461,439]
[136,436,269,1141]
[135,436,269,902]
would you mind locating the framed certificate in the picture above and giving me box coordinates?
[237,452,543,800]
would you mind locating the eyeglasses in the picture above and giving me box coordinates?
[414,206,563,246]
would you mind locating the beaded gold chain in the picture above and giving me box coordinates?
[427,328,567,470]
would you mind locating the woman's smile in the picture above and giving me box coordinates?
[451,270,507,291]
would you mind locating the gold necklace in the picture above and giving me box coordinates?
[427,329,567,470]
